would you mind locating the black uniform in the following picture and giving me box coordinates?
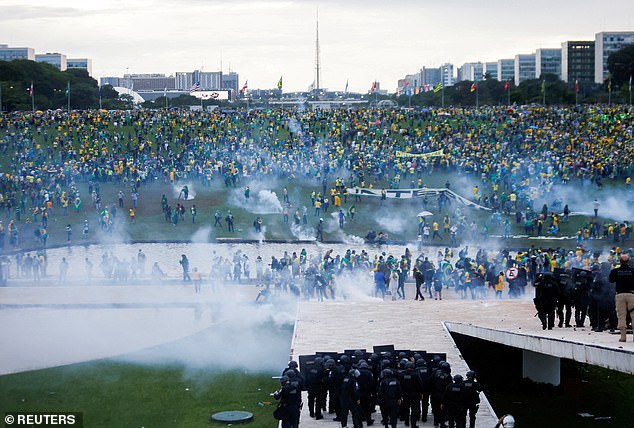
[534,272,558,330]
[416,361,433,423]
[305,360,327,419]
[378,371,402,428]
[357,363,376,425]
[443,376,466,428]
[340,370,363,428]
[430,363,452,427]
[400,365,424,428]
[572,268,593,327]
[274,378,302,428]
[463,373,482,428]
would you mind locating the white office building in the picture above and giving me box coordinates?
[441,63,454,86]
[594,31,634,83]
[35,53,67,71]
[67,58,93,76]
[0,44,35,61]
[497,59,515,83]
[535,48,562,79]
[514,54,536,86]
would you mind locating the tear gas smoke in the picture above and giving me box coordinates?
[172,182,197,200]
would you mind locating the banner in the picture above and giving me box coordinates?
[395,149,443,158]
[190,90,230,100]
[346,187,491,211]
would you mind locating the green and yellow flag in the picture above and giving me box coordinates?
[277,76,283,91]
[433,82,443,93]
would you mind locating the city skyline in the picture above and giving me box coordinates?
[1,0,632,92]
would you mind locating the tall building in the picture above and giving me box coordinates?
[594,31,634,83]
[514,54,535,86]
[485,62,498,80]
[35,53,67,71]
[497,59,515,83]
[222,72,239,94]
[561,41,594,83]
[0,44,35,61]
[67,58,93,76]
[458,62,484,82]
[441,63,454,86]
[535,48,561,79]
[421,66,441,86]
[175,70,222,90]
[123,74,176,91]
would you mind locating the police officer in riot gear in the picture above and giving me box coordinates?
[378,369,402,428]
[357,361,376,426]
[340,369,363,428]
[415,358,433,423]
[274,375,301,428]
[442,374,466,428]
[306,357,326,419]
[431,361,452,428]
[462,371,482,428]
[400,361,424,428]
[534,272,558,330]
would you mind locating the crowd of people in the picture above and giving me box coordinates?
[275,350,483,428]
[0,105,632,250]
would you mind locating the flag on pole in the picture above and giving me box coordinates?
[433,82,443,93]
[190,82,201,92]
[574,80,579,94]
[277,76,283,90]
[344,79,349,94]
[629,75,632,91]
[241,80,248,93]
[470,83,477,92]
[370,81,377,92]
[27,82,33,97]
[164,87,167,97]
[504,81,509,91]
[541,80,545,93]
[608,79,611,93]
[65,81,70,97]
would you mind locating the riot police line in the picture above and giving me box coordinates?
[533,263,618,331]
[273,345,484,428]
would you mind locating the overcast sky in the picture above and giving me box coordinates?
[1,0,632,92]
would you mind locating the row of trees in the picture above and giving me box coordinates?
[0,60,131,112]
[393,74,630,107]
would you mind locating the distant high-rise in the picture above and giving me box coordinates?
[0,44,35,61]
[594,31,634,83]
[497,59,515,83]
[175,71,222,90]
[123,74,176,91]
[441,63,454,86]
[458,62,484,82]
[514,54,535,86]
[67,58,93,76]
[421,66,441,86]
[535,48,562,79]
[222,72,239,94]
[35,52,67,71]
[485,62,498,80]
[561,41,594,83]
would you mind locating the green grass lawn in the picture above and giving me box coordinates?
[0,319,292,428]
[0,362,279,428]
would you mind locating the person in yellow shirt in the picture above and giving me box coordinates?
[129,208,135,224]
[432,221,441,240]
[496,272,505,298]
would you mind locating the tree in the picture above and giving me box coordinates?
[607,45,634,86]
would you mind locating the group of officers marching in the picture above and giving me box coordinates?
[274,350,483,428]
